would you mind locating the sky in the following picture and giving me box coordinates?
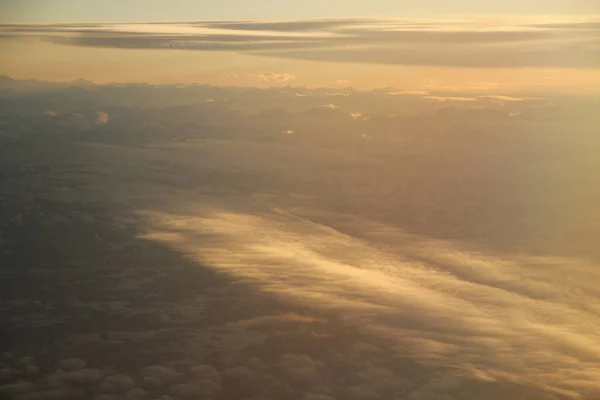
[0,0,599,90]
[2,2,600,399]
[2,0,598,22]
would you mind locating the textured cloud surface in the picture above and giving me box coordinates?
[140,207,600,399]
[2,17,599,68]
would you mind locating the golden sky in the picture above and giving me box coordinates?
[0,6,599,91]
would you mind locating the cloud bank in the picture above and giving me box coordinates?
[139,207,600,399]
[1,17,599,68]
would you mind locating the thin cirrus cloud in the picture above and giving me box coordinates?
[1,17,599,68]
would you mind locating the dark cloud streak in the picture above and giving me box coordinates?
[2,17,599,68]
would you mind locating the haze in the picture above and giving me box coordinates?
[1,2,599,400]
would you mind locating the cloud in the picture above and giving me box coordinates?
[321,104,339,109]
[197,19,371,32]
[387,90,430,95]
[531,21,600,30]
[57,359,86,371]
[139,207,600,398]
[47,368,104,387]
[304,394,335,400]
[232,72,297,83]
[96,111,109,125]
[140,366,180,386]
[190,365,221,383]
[342,385,382,400]
[224,366,254,381]
[262,44,600,68]
[2,17,599,68]
[479,95,526,101]
[278,354,324,386]
[171,380,221,398]
[0,381,38,397]
[282,129,295,135]
[98,374,136,394]
[423,96,477,101]
[124,388,150,399]
[231,313,323,328]
[249,72,297,82]
[406,375,461,400]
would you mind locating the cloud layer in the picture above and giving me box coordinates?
[1,17,599,68]
[139,207,600,399]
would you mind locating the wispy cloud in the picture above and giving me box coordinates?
[479,95,526,101]
[387,90,431,96]
[2,17,599,68]
[423,96,477,102]
[140,207,600,399]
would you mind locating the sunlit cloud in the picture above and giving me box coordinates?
[325,92,351,97]
[423,96,477,102]
[479,95,526,101]
[386,90,430,95]
[139,207,600,398]
[241,72,297,82]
